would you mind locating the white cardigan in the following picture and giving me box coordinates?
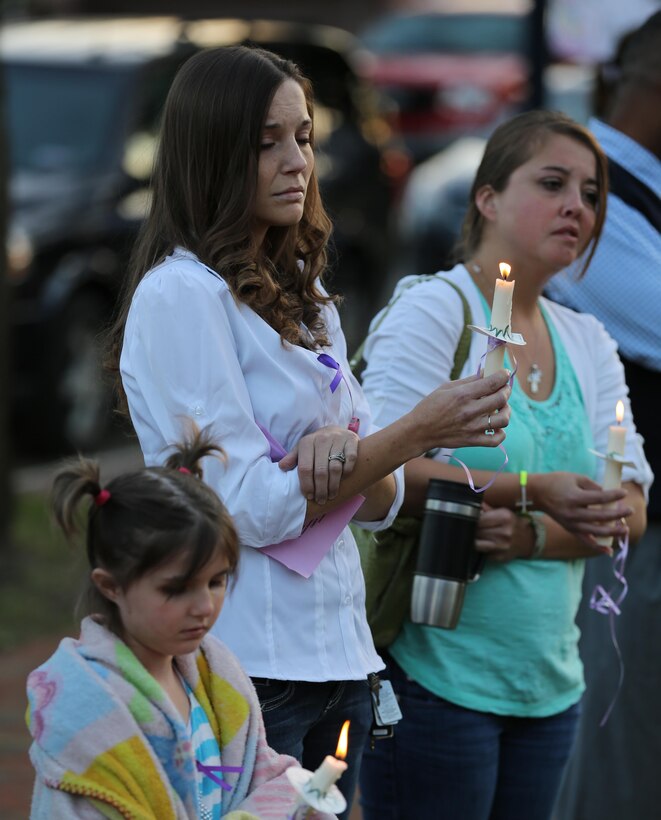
[363,263,653,494]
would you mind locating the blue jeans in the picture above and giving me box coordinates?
[251,677,373,820]
[360,655,580,820]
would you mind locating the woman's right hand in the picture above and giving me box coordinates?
[475,505,520,562]
[411,370,512,452]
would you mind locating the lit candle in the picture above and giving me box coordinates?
[605,400,626,466]
[596,401,626,547]
[483,263,515,377]
[286,720,350,816]
[305,720,349,797]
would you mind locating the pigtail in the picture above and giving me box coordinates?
[50,422,238,639]
[164,424,227,479]
[51,458,104,537]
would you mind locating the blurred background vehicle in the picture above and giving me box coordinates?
[392,59,597,280]
[3,16,410,454]
[357,0,536,163]
[5,18,196,455]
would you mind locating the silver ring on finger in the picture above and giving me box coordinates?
[485,413,495,436]
[328,451,346,464]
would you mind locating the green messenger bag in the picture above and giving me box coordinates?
[350,275,472,648]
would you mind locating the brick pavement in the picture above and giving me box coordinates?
[0,446,144,816]
[0,633,64,819]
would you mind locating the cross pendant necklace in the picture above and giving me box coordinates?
[527,363,543,394]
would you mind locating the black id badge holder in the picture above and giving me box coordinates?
[367,672,403,748]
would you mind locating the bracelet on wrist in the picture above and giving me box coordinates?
[519,510,546,560]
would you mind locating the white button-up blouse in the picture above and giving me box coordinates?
[120,249,401,681]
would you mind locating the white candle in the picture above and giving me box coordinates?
[490,264,514,332]
[596,401,626,546]
[305,755,347,795]
[603,400,626,490]
[304,719,349,798]
[606,421,626,459]
[483,263,515,377]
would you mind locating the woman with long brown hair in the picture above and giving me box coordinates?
[107,45,511,816]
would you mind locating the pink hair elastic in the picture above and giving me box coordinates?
[94,489,111,507]
[178,467,192,475]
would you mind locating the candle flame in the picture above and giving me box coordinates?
[616,400,624,424]
[335,720,350,760]
[499,262,511,280]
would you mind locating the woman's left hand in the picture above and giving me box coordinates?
[278,425,359,504]
[529,472,631,544]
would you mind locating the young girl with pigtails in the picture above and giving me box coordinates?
[26,425,337,820]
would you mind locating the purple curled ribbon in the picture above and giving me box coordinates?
[442,444,509,494]
[478,342,519,383]
[589,529,629,726]
[195,760,244,791]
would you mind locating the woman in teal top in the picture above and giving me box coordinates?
[359,111,651,820]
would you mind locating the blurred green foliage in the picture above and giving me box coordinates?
[0,493,84,651]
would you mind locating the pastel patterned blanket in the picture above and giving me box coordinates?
[27,617,332,819]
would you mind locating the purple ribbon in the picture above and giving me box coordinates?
[442,443,509,494]
[195,760,244,791]
[317,353,343,393]
[257,422,287,461]
[487,335,505,353]
[477,342,519,385]
[589,529,629,726]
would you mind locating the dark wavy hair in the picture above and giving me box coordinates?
[52,425,239,637]
[456,110,608,277]
[107,45,334,406]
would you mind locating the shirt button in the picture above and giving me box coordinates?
[344,595,352,606]
[193,405,204,416]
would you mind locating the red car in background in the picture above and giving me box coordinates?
[358,4,533,161]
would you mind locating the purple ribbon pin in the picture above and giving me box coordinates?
[317,353,343,393]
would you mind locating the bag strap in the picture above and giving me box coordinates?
[443,278,472,381]
[350,274,473,381]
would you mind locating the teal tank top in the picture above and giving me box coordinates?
[391,302,597,717]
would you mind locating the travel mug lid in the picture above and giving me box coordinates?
[424,478,481,518]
